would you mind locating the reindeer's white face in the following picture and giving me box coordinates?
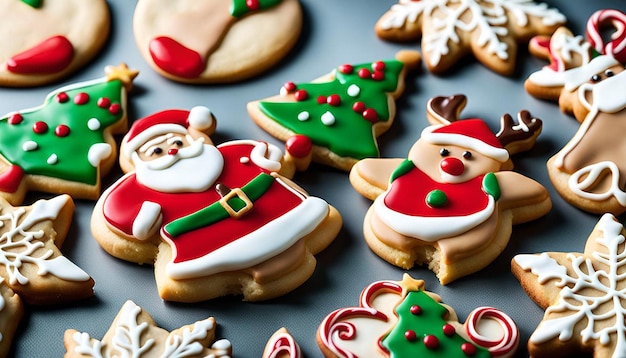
[409,141,502,184]
[580,64,626,113]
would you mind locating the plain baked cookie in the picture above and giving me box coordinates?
[133,0,302,83]
[317,274,519,357]
[0,64,137,205]
[349,95,551,284]
[64,300,232,357]
[0,0,110,87]
[0,280,22,357]
[247,50,421,171]
[91,107,342,302]
[375,0,565,75]
[512,214,626,358]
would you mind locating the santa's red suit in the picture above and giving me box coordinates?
[102,140,329,279]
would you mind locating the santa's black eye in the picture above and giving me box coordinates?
[151,147,163,156]
[591,74,601,82]
[439,148,450,157]
[463,151,472,159]
[173,140,183,147]
[605,69,615,77]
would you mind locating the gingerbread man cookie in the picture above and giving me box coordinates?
[133,0,302,83]
[375,0,565,75]
[91,106,342,302]
[247,50,421,171]
[512,214,626,358]
[317,274,519,357]
[349,95,551,284]
[0,64,137,205]
[64,300,232,358]
[0,0,110,87]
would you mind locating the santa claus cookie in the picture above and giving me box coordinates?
[0,64,137,205]
[64,300,232,358]
[375,0,565,75]
[133,0,302,84]
[317,274,519,357]
[525,9,626,116]
[349,95,551,284]
[91,106,342,302]
[247,50,421,171]
[0,0,110,87]
[512,214,626,358]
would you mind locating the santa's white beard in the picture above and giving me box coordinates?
[133,140,224,193]
[581,70,626,113]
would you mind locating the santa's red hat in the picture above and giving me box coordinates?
[421,119,509,162]
[123,106,213,157]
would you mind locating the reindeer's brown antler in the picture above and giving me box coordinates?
[426,94,467,125]
[496,110,543,155]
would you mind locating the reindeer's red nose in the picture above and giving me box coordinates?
[440,157,464,176]
[167,148,179,155]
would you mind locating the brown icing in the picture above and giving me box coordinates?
[244,240,305,284]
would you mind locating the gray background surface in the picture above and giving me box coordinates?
[1,0,625,356]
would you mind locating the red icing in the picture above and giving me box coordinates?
[372,61,386,71]
[283,82,297,93]
[327,94,341,106]
[149,36,205,79]
[316,95,326,104]
[372,70,385,81]
[32,121,48,134]
[97,97,111,109]
[384,167,489,217]
[55,125,70,137]
[440,157,464,176]
[410,305,422,315]
[74,92,90,105]
[358,68,371,79]
[461,343,477,356]
[6,35,74,75]
[362,108,379,123]
[8,113,23,125]
[0,165,24,193]
[405,330,417,342]
[103,142,305,263]
[56,92,69,103]
[338,64,353,74]
[443,324,456,337]
[294,90,308,101]
[246,0,259,11]
[423,335,440,349]
[352,102,366,113]
[108,103,121,115]
[286,135,312,158]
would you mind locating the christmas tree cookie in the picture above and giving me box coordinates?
[375,0,565,75]
[134,0,302,83]
[64,300,232,357]
[317,274,519,357]
[0,64,138,205]
[349,95,551,284]
[247,50,421,171]
[512,214,626,358]
[0,0,111,87]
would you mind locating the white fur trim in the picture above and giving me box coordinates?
[188,106,213,131]
[421,126,509,162]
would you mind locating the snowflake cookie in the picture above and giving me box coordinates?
[0,64,137,205]
[512,213,626,358]
[375,0,565,75]
[317,274,519,357]
[349,94,551,284]
[64,300,232,358]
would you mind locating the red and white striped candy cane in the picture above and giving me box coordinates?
[465,306,519,357]
[587,9,626,63]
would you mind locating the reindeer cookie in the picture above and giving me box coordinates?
[349,95,551,284]
[133,0,302,83]
[91,107,342,302]
[0,0,110,87]
[317,274,519,357]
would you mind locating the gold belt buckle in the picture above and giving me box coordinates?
[219,188,253,218]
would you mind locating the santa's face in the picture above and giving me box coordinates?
[132,132,224,193]
[579,64,626,113]
[409,141,502,183]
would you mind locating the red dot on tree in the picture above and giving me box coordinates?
[286,135,312,158]
[461,342,477,356]
[8,113,23,125]
[442,324,456,337]
[358,68,371,79]
[32,121,48,134]
[283,81,297,93]
[294,89,308,101]
[404,330,417,342]
[410,305,422,315]
[55,124,70,137]
[372,70,385,81]
[372,61,386,71]
[56,92,69,103]
[246,0,259,10]
[316,95,326,104]
[362,108,379,123]
[352,101,366,113]
[97,97,111,108]
[74,92,90,105]
[327,94,341,106]
[423,335,440,350]
[338,64,353,74]
[109,103,121,115]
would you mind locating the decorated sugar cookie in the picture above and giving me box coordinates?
[512,214,626,358]
[263,328,302,358]
[317,274,519,357]
[0,280,22,357]
[133,0,302,83]
[64,300,232,357]
[0,0,110,87]
[247,51,421,171]
[525,9,626,116]
[0,195,93,305]
[0,64,137,205]
[91,106,342,302]
[349,95,551,284]
[375,0,565,75]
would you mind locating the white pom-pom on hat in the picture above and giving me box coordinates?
[188,106,214,131]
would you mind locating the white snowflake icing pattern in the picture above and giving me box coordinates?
[379,0,565,65]
[515,214,626,358]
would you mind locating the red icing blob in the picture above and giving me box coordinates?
[440,157,464,176]
[168,148,179,156]
[0,165,24,193]
[56,92,69,103]
[372,61,386,71]
[74,92,90,105]
[338,64,353,74]
[6,35,74,75]
[372,70,385,81]
[8,113,23,125]
[326,94,341,106]
[97,97,111,108]
[352,101,366,113]
[461,342,477,356]
[33,121,48,134]
[362,108,379,123]
[109,103,121,115]
[246,0,259,10]
[404,330,417,342]
[316,95,326,104]
[55,125,70,137]
[358,68,371,79]
[286,135,312,158]
[149,36,205,79]
[283,81,297,93]
[423,335,440,349]
[410,305,422,315]
[294,89,308,101]
[442,323,456,337]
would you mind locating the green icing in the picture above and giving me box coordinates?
[21,0,42,8]
[230,0,281,18]
[381,290,491,358]
[426,189,447,207]
[258,60,404,160]
[0,78,125,185]
[389,159,415,183]
[482,172,500,200]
